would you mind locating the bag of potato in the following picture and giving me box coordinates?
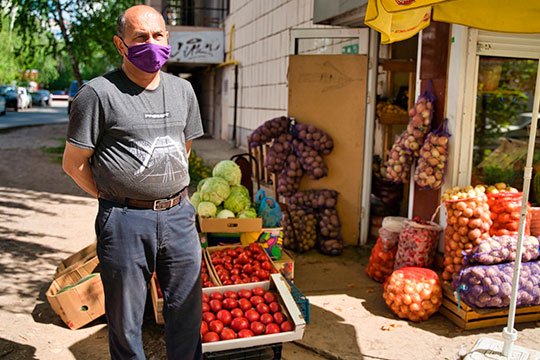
[414,119,450,190]
[384,131,414,184]
[464,235,540,265]
[379,216,407,251]
[318,208,343,256]
[452,260,540,309]
[403,80,437,157]
[282,204,317,253]
[367,237,398,282]
[383,267,443,322]
[394,218,442,270]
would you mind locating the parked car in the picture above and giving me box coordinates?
[51,90,68,101]
[0,85,21,111]
[31,90,52,106]
[67,80,88,113]
[17,87,32,109]
[0,93,6,116]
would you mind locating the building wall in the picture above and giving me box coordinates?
[219,0,338,148]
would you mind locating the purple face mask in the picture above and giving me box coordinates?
[122,39,171,73]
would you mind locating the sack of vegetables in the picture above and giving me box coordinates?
[403,82,436,158]
[414,119,450,190]
[487,191,531,237]
[366,237,398,283]
[394,218,442,270]
[464,234,540,265]
[379,216,407,251]
[282,204,317,253]
[452,260,540,309]
[383,267,443,322]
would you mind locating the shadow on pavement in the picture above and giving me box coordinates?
[0,337,37,360]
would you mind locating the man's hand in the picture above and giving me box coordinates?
[62,142,99,198]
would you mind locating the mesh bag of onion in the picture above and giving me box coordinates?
[366,237,398,283]
[452,260,540,308]
[414,119,450,190]
[383,267,442,322]
[464,235,540,265]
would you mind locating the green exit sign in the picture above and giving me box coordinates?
[342,44,359,54]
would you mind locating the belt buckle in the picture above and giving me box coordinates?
[153,198,173,211]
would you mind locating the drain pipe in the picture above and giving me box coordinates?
[216,24,240,148]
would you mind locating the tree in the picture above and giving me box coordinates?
[9,0,139,87]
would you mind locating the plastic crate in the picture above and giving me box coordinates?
[283,276,310,324]
[203,342,282,360]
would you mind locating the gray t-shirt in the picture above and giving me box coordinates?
[67,69,204,200]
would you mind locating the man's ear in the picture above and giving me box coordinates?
[113,35,126,56]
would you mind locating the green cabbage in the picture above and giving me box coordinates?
[198,201,217,217]
[197,177,211,192]
[190,192,202,211]
[224,192,251,214]
[217,209,235,219]
[200,177,230,206]
[229,184,250,199]
[238,207,257,219]
[212,160,242,186]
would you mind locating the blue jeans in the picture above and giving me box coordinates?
[95,197,202,360]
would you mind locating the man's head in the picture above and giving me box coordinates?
[114,5,169,61]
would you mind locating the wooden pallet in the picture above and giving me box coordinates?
[439,283,540,330]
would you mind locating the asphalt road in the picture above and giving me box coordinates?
[0,100,69,130]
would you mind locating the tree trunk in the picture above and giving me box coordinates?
[54,0,83,87]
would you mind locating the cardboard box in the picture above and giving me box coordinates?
[202,274,306,353]
[199,216,262,233]
[273,249,294,281]
[46,256,105,330]
[54,242,97,279]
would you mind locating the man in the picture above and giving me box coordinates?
[63,5,203,360]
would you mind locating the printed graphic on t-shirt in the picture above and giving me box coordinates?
[134,136,188,183]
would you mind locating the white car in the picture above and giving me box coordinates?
[17,87,32,109]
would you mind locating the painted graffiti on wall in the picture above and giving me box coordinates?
[169,31,224,64]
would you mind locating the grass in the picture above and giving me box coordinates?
[41,137,65,164]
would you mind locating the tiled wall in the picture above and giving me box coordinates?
[219,0,336,148]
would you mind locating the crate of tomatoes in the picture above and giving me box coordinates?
[202,273,306,353]
[206,243,279,286]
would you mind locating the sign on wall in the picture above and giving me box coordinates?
[168,31,224,64]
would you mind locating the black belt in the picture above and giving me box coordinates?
[99,188,188,211]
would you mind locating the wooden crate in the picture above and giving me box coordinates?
[439,283,540,330]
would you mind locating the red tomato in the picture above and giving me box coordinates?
[256,303,270,314]
[252,287,265,297]
[268,301,281,313]
[230,268,240,276]
[264,292,277,304]
[237,289,252,299]
[273,312,286,324]
[245,309,260,322]
[250,321,265,336]
[216,310,232,326]
[242,263,254,274]
[250,295,264,306]
[235,246,243,253]
[222,298,238,310]
[265,323,280,334]
[261,261,272,271]
[250,276,261,283]
[209,320,224,334]
[237,329,254,338]
[202,332,220,343]
[238,298,252,312]
[220,328,237,341]
[224,290,238,299]
[226,249,237,258]
[202,312,215,323]
[210,292,224,301]
[209,299,222,313]
[260,313,274,325]
[280,320,293,332]
[230,308,244,318]
[237,254,249,265]
[230,317,250,332]
[200,321,209,336]
[202,293,210,303]
[222,280,233,285]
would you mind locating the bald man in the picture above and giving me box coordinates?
[63,5,203,359]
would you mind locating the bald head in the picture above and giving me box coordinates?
[117,5,165,39]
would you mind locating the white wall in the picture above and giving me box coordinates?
[219,0,337,147]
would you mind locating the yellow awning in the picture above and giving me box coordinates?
[365,0,540,44]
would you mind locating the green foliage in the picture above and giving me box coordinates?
[189,151,212,186]
[482,166,517,186]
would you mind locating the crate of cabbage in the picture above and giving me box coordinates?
[192,160,263,233]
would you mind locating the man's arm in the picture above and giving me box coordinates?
[186,140,192,157]
[62,142,99,198]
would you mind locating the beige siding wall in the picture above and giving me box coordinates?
[218,0,336,147]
